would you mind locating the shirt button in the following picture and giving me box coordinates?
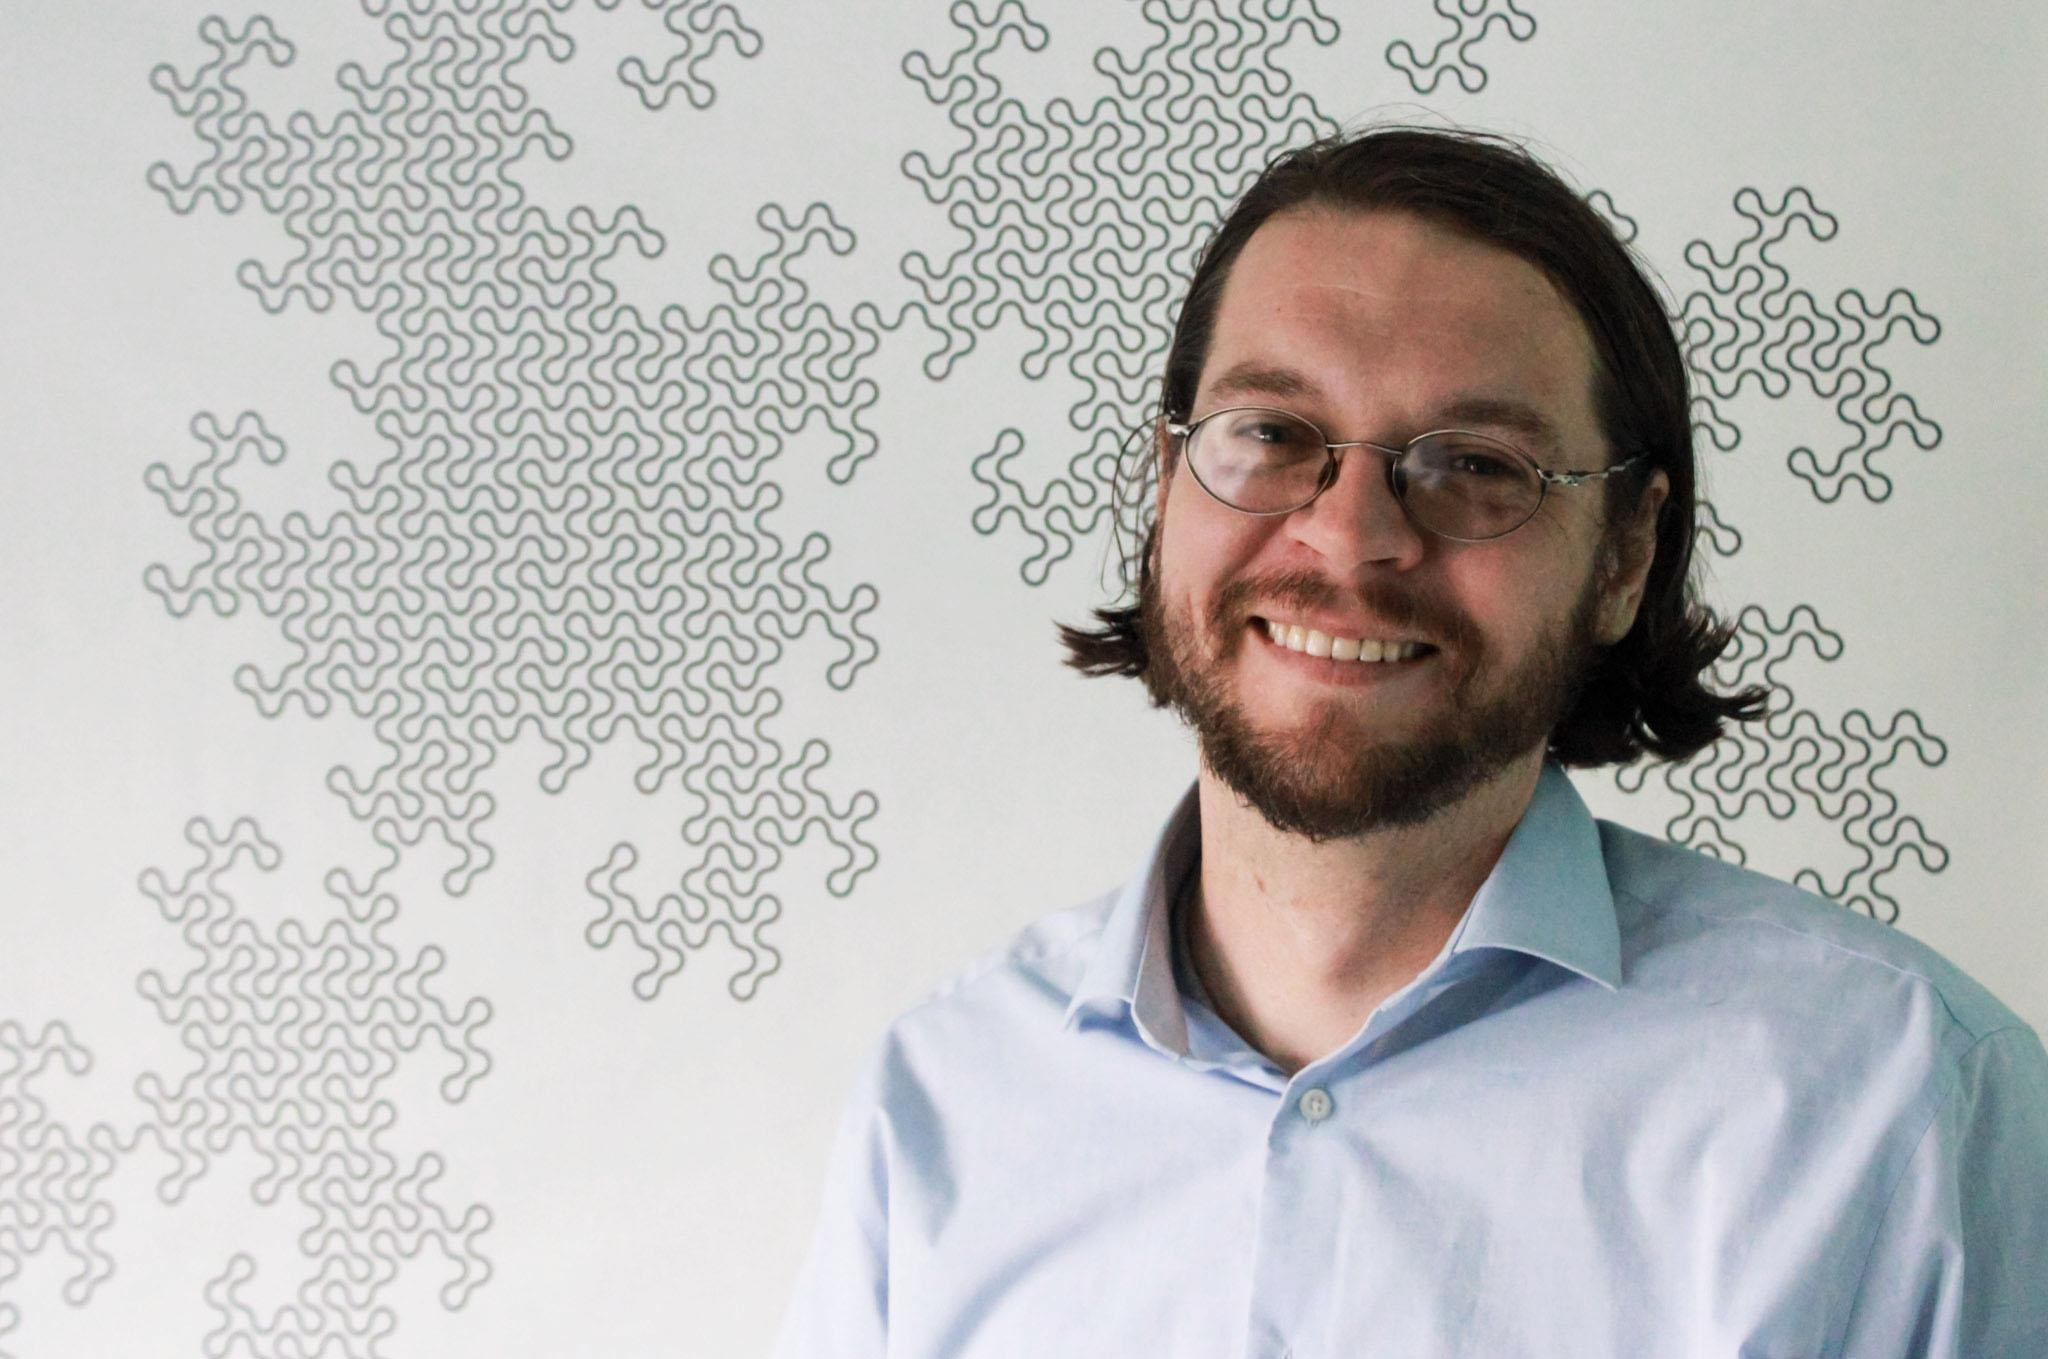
[1298,1086,1334,1122]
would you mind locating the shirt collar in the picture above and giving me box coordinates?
[1452,762,1623,990]
[1060,763,1622,1051]
[1062,779,1203,1055]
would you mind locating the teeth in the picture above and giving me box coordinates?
[1262,622,1426,663]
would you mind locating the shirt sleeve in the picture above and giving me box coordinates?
[770,1037,892,1359]
[1834,1023,2048,1359]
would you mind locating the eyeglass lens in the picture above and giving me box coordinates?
[1186,408,1540,540]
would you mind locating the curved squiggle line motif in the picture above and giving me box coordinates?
[900,0,1342,583]
[1385,0,1537,96]
[145,7,883,1005]
[0,817,491,1359]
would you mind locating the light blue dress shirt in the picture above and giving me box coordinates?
[772,766,2048,1358]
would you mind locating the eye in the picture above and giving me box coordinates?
[1223,411,1316,449]
[1420,435,1523,480]
[1451,451,1514,477]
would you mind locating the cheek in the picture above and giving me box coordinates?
[1157,478,1240,607]
[1446,554,1559,649]
[1499,563,1603,660]
[1481,509,1605,614]
[1161,532,1275,641]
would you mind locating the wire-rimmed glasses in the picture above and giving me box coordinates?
[1166,405,1645,542]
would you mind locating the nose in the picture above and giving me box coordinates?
[1285,443,1428,572]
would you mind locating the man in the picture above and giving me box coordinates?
[772,128,2048,1357]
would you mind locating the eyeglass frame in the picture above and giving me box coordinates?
[1164,404,1649,542]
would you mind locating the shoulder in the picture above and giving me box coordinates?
[928,890,1121,1004]
[868,888,1123,1060]
[1597,817,2030,1048]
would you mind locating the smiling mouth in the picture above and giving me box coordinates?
[1253,618,1438,665]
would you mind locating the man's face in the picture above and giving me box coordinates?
[1144,206,1664,839]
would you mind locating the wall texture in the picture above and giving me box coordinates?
[2,1,2042,1353]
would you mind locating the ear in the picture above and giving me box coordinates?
[1594,469,1669,645]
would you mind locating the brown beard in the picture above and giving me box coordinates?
[1138,561,1603,841]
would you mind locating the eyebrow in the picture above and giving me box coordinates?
[1430,396,1564,455]
[1200,362,1566,455]
[1204,362,1323,406]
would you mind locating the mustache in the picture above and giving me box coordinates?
[1210,570,1478,651]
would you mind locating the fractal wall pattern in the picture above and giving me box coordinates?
[2,2,2032,1353]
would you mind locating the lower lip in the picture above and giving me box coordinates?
[1251,623,1436,687]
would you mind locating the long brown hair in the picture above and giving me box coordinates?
[1058,126,1765,767]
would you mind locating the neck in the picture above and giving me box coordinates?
[1184,749,1545,1075]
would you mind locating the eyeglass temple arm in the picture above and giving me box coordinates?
[1538,452,1649,486]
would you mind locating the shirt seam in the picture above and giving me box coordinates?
[897,911,1116,1023]
[1825,1024,2031,1359]
[1621,883,1986,1040]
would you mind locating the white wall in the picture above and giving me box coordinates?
[2,1,2042,1353]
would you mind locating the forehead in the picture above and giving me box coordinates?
[1200,207,1601,434]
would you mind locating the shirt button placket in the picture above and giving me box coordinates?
[1244,1075,1347,1359]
